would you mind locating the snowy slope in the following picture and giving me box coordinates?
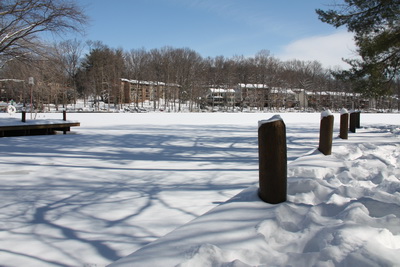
[110,125,400,267]
[0,112,399,267]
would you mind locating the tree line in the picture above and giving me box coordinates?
[0,40,356,110]
[1,0,399,111]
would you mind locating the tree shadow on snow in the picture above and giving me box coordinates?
[0,123,320,266]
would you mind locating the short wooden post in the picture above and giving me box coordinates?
[356,111,361,128]
[339,108,348,139]
[318,110,334,155]
[349,110,357,133]
[62,110,67,134]
[258,115,287,204]
[21,111,26,123]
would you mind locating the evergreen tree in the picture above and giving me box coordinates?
[316,0,400,97]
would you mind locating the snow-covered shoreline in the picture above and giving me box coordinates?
[0,112,399,266]
[110,124,400,267]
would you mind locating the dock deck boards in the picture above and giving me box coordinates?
[0,119,80,137]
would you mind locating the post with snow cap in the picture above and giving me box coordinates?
[349,110,357,133]
[356,111,361,128]
[258,115,287,204]
[318,110,334,155]
[339,108,349,139]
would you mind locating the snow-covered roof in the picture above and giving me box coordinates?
[269,87,296,95]
[308,91,361,97]
[209,88,235,93]
[121,78,180,87]
[237,83,268,89]
[0,79,25,83]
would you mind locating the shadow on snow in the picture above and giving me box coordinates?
[0,123,320,265]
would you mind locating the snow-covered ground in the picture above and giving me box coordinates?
[0,112,399,267]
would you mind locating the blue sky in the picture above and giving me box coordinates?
[63,0,358,69]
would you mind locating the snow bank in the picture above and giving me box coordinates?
[110,124,400,267]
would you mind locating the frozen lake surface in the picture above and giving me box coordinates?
[0,112,399,266]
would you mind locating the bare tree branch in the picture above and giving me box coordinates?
[0,0,87,67]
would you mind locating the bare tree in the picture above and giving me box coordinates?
[0,0,87,67]
[50,39,85,106]
[170,48,203,112]
[204,56,230,88]
[79,42,125,110]
[148,47,167,110]
[125,48,150,107]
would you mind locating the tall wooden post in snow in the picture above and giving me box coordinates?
[339,108,349,139]
[349,110,357,133]
[258,115,287,204]
[356,111,361,128]
[318,110,334,155]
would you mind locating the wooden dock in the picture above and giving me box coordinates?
[0,120,80,137]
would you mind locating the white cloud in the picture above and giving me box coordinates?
[278,31,359,69]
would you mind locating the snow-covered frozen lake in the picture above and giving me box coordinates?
[0,112,399,266]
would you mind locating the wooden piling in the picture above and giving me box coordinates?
[318,110,334,155]
[356,111,361,128]
[21,111,26,123]
[339,108,348,139]
[349,110,357,133]
[258,115,287,204]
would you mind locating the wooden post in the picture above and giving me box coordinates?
[349,110,357,133]
[63,110,67,134]
[258,115,287,204]
[21,111,26,123]
[318,110,334,155]
[339,108,348,139]
[356,111,361,128]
